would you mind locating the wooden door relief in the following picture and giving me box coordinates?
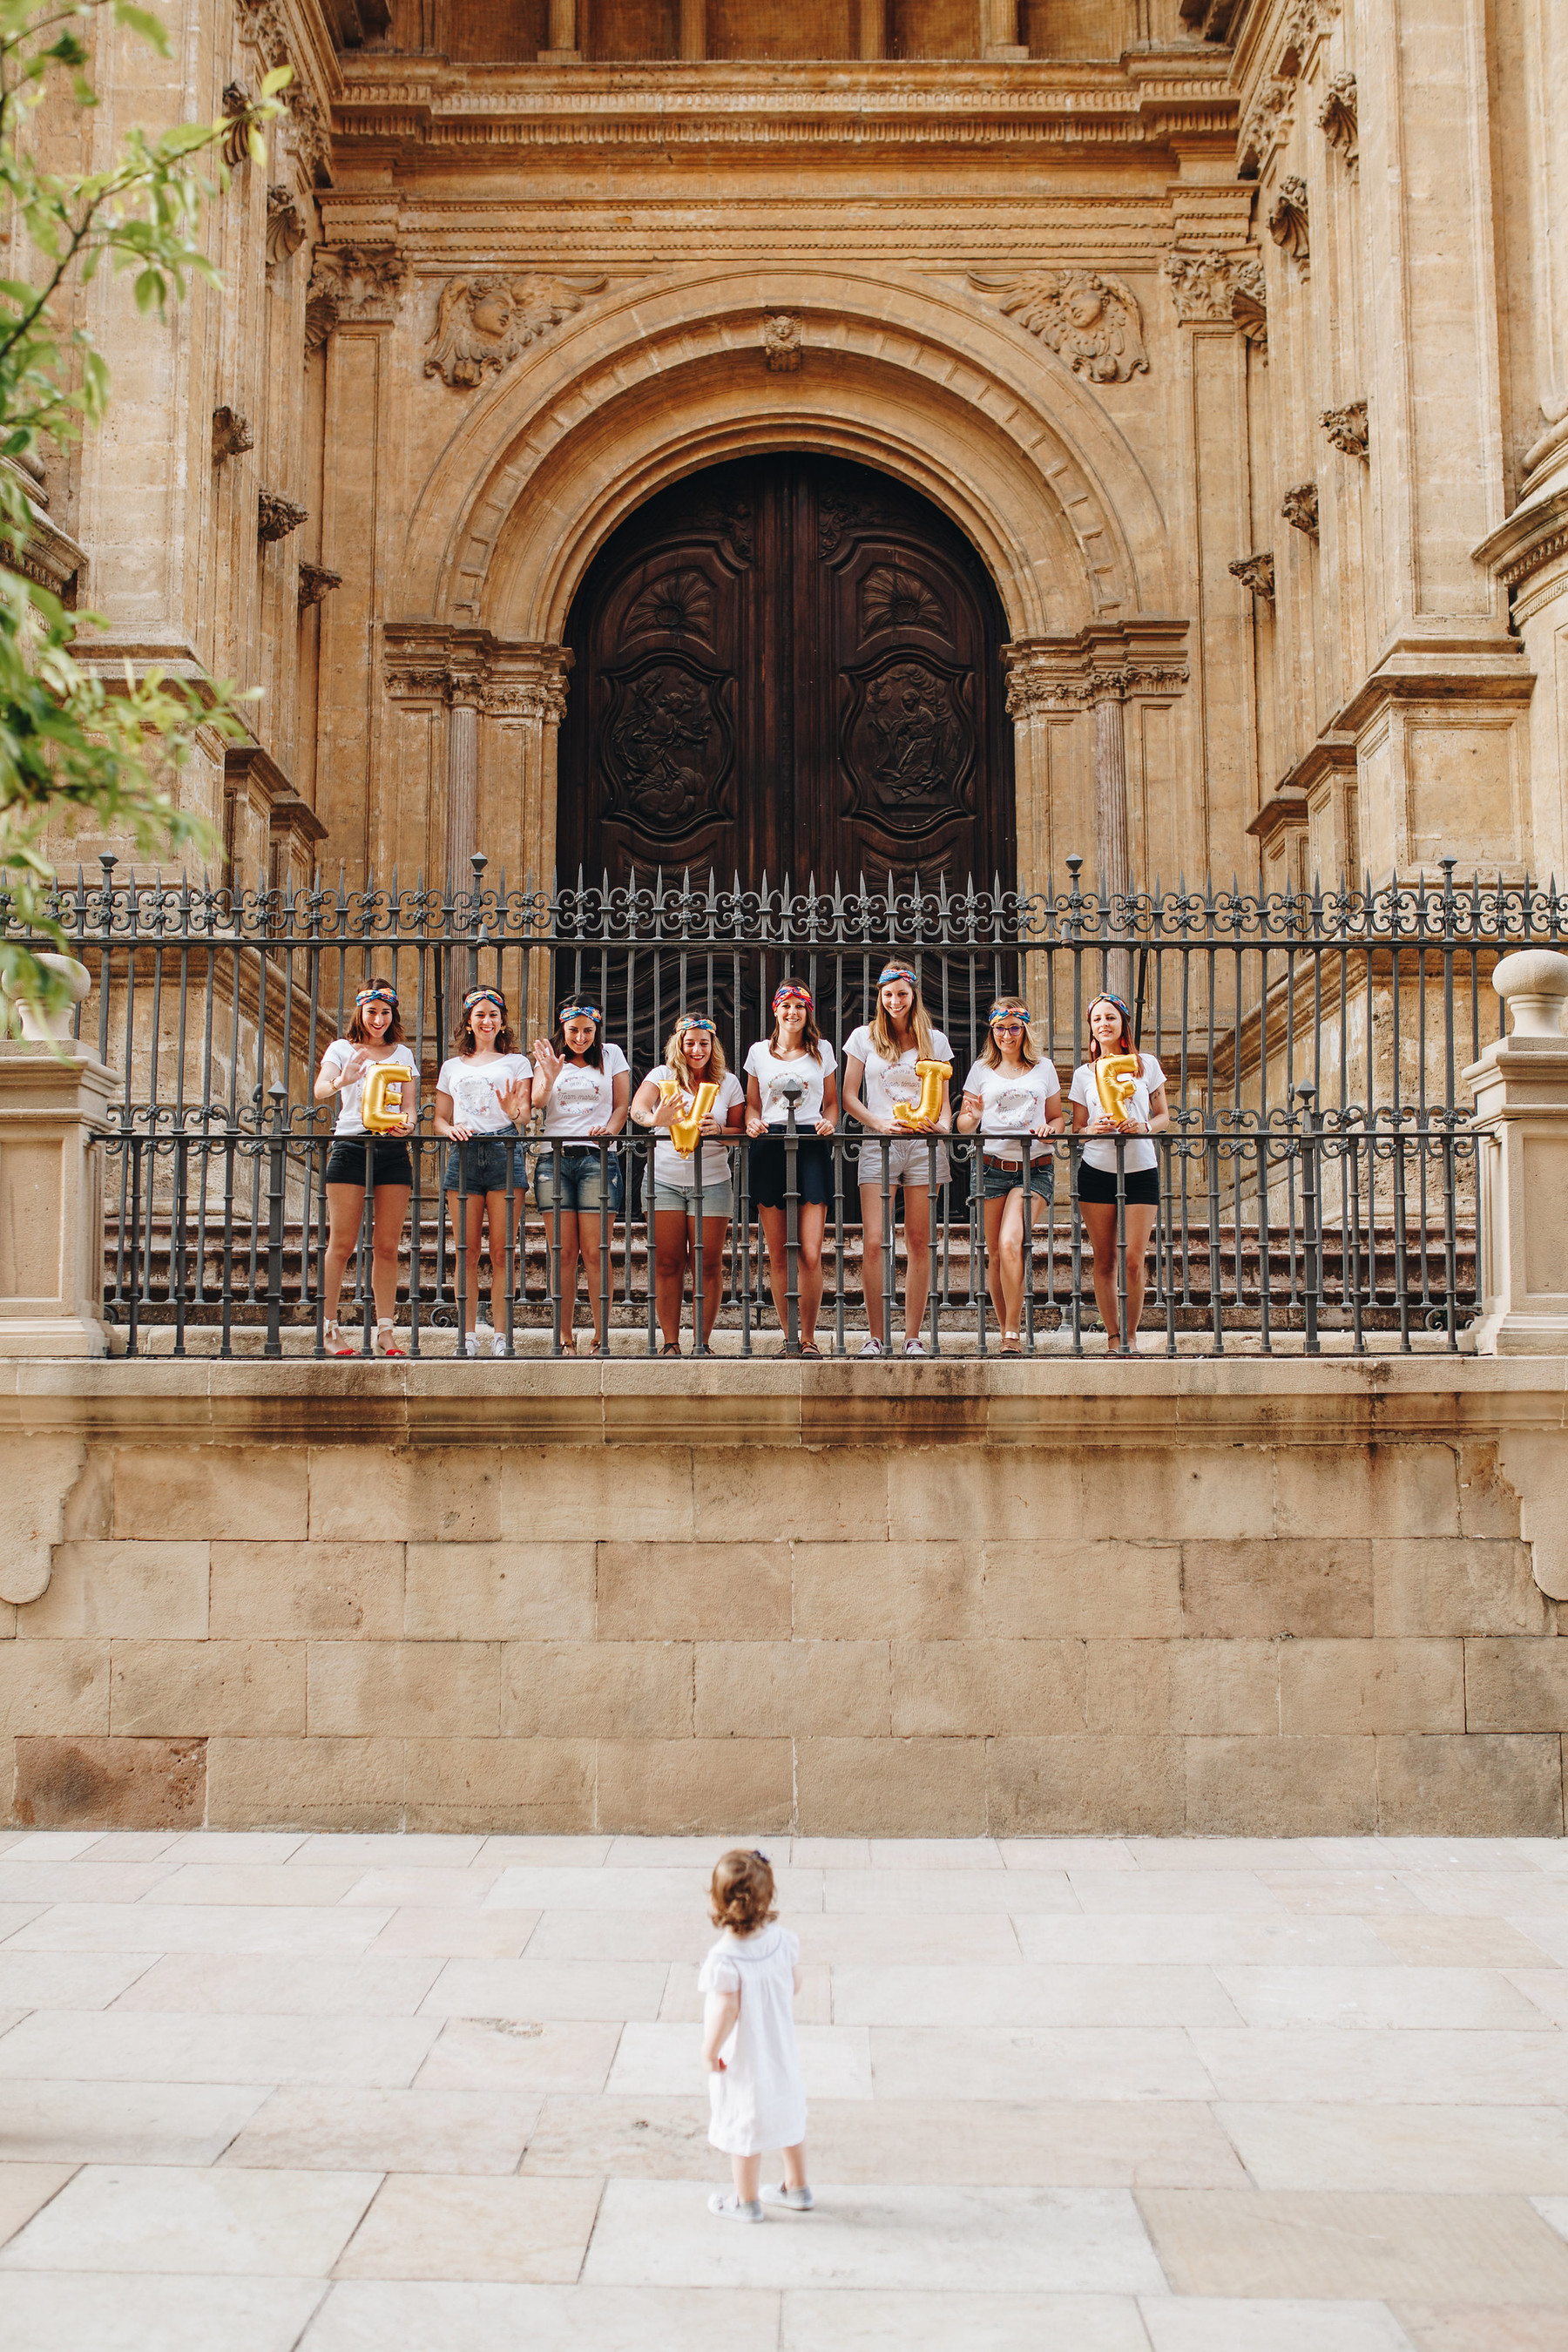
[558,455,1015,893]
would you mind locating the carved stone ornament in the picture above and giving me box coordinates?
[1229,552,1276,604]
[298,562,341,612]
[1163,250,1268,349]
[423,272,607,389]
[1318,70,1358,170]
[1238,0,1342,177]
[221,82,253,171]
[212,406,254,464]
[1267,177,1311,280]
[1281,482,1320,536]
[969,269,1148,384]
[258,490,309,544]
[266,184,307,269]
[306,245,407,354]
[238,0,329,187]
[1321,398,1369,459]
[763,314,802,373]
[1004,659,1191,718]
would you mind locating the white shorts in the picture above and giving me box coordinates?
[855,1134,950,1191]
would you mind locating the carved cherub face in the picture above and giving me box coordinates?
[470,288,513,341]
[1065,287,1105,329]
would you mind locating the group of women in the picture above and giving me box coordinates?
[311,963,1169,1358]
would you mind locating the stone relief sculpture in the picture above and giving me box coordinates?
[1281,483,1320,536]
[1318,71,1359,171]
[1267,177,1311,280]
[763,314,803,372]
[266,185,307,270]
[1229,552,1276,604]
[1163,250,1269,350]
[1321,400,1369,460]
[969,268,1148,384]
[306,245,407,355]
[423,272,608,389]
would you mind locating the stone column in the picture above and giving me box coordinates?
[0,1045,118,1360]
[979,0,1027,61]
[444,682,482,884]
[1088,678,1131,909]
[858,0,886,58]
[679,0,706,60]
[541,0,580,62]
[1464,950,1568,1356]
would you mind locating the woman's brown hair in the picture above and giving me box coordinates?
[767,997,824,1059]
[451,989,517,1058]
[979,996,1039,1072]
[548,999,605,1071]
[346,993,407,1047]
[709,1847,777,1935]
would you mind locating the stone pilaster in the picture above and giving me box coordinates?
[0,1046,118,1362]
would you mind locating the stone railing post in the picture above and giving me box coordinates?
[0,1034,118,1360]
[1464,949,1568,1355]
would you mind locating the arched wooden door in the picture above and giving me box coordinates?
[558,454,1015,892]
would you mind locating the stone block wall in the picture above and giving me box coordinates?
[2,1362,1565,1836]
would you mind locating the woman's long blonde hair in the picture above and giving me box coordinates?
[980,995,1040,1071]
[868,960,935,1064]
[663,1014,728,1092]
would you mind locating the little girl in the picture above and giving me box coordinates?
[699,1848,810,2222]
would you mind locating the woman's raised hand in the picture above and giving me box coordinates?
[496,1075,533,1124]
[532,1039,563,1089]
[338,1045,371,1089]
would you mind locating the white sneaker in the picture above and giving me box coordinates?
[708,2191,764,2222]
[463,1333,478,1358]
[903,1336,928,1356]
[760,2182,814,2211]
[858,1337,883,1357]
[489,1330,508,1358]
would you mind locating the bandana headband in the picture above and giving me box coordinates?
[989,1004,1030,1025]
[463,987,505,1014]
[773,983,813,1012]
[878,963,918,988]
[679,1015,717,1033]
[558,1003,601,1024]
[355,983,397,1008]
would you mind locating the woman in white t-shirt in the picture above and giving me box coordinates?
[630,1013,746,1355]
[743,983,839,1359]
[956,996,1064,1355]
[433,987,533,1357]
[531,998,631,1357]
[842,960,952,1358]
[311,982,420,1358]
[1068,990,1169,1354]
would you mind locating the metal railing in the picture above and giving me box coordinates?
[4,852,1515,1358]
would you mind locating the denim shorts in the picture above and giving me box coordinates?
[855,1134,950,1190]
[652,1178,733,1216]
[443,1127,524,1195]
[534,1145,625,1214]
[982,1153,1056,1203]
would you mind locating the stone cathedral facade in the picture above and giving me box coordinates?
[28,0,1568,909]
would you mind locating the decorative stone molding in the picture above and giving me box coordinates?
[1003,622,1191,717]
[423,272,607,389]
[1473,484,1568,627]
[1237,0,1342,178]
[297,562,341,613]
[382,625,572,722]
[1267,177,1310,280]
[220,82,254,171]
[1281,483,1320,536]
[763,314,802,373]
[1162,249,1269,349]
[238,0,329,186]
[1321,399,1369,460]
[969,268,1148,384]
[258,490,308,544]
[306,244,408,354]
[1318,71,1358,171]
[212,407,254,464]
[1229,552,1276,604]
[266,184,307,269]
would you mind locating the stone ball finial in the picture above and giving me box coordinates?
[1492,948,1568,1039]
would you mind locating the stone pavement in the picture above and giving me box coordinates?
[1,1833,1568,2350]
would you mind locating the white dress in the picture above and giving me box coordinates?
[698,1923,808,2157]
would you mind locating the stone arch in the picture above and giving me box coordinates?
[399,267,1178,640]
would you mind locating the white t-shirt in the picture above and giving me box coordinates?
[844,1024,954,1126]
[1071,1052,1167,1174]
[962,1054,1062,1163]
[745,1038,836,1129]
[647,1064,745,1190]
[435,1052,530,1135]
[537,1042,629,1141]
[319,1038,418,1138]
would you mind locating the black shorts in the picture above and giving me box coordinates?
[1076,1162,1160,1207]
[323,1138,415,1190]
[748,1132,834,1211]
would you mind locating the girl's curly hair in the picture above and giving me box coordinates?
[709,1847,777,1934]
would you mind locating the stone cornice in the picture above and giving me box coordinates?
[382,624,571,720]
[1004,621,1192,717]
[332,54,1236,163]
[1473,485,1568,627]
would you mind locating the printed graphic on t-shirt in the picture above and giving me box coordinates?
[554,1068,602,1111]
[452,1071,502,1125]
[990,1080,1037,1129]
[882,1062,922,1106]
[760,1072,804,1121]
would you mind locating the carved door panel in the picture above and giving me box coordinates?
[558,455,1012,893]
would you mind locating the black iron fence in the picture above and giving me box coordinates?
[8,854,1524,1357]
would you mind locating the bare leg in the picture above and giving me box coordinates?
[794,1203,826,1345]
[482,1189,516,1335]
[782,2139,808,2191]
[652,1208,690,1348]
[982,1194,1009,1332]
[902,1186,933,1342]
[323,1182,371,1328]
[1119,1202,1157,1348]
[857,1183,886,1342]
[368,1185,410,1328]
[552,1209,583,1348]
[448,1193,489,1339]
[1080,1200,1123,1344]
[693,1215,730,1343]
[732,2153,762,2204]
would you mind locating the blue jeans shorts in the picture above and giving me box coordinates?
[534,1145,625,1214]
[982,1153,1056,1203]
[443,1127,524,1194]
